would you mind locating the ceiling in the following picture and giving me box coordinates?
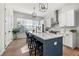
[6,3,71,18]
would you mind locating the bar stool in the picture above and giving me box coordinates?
[36,41,43,56]
[33,37,43,56]
[27,33,36,56]
[26,32,29,43]
[26,32,43,56]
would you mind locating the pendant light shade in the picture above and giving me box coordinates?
[32,7,37,18]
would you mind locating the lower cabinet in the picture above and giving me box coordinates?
[35,36,63,56]
[63,33,76,49]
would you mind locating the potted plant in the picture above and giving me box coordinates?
[12,28,20,40]
[70,29,77,33]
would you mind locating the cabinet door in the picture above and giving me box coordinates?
[59,12,66,27]
[64,34,73,48]
[66,9,75,26]
[59,9,75,27]
[63,35,68,46]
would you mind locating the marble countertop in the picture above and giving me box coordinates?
[29,32,63,40]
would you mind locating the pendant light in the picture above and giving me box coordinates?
[32,7,37,18]
[39,3,48,12]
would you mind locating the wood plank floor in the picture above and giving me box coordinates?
[64,47,79,56]
[2,38,79,56]
[3,38,29,56]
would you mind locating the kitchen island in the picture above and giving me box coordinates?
[28,32,63,56]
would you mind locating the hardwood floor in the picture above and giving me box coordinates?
[2,38,79,56]
[3,38,29,56]
[64,47,79,56]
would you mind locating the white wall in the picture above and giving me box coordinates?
[44,18,51,27]
[5,3,35,15]
[0,4,5,55]
[4,4,14,48]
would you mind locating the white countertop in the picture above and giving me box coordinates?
[29,32,63,40]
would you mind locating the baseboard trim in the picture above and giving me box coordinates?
[0,49,5,56]
[64,45,76,49]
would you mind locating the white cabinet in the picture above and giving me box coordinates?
[66,9,75,26]
[59,12,66,27]
[59,9,75,27]
[63,32,76,48]
[59,9,77,48]
[64,34,73,48]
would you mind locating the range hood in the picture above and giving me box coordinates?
[55,10,59,24]
[51,10,59,27]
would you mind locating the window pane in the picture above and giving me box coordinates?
[33,20,39,26]
[17,17,40,31]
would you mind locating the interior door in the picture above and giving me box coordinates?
[4,8,13,48]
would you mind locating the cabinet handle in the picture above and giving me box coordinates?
[54,41,57,46]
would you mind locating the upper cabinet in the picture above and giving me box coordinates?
[66,9,75,26]
[59,9,75,27]
[59,11,66,27]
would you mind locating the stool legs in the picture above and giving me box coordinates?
[26,32,43,56]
